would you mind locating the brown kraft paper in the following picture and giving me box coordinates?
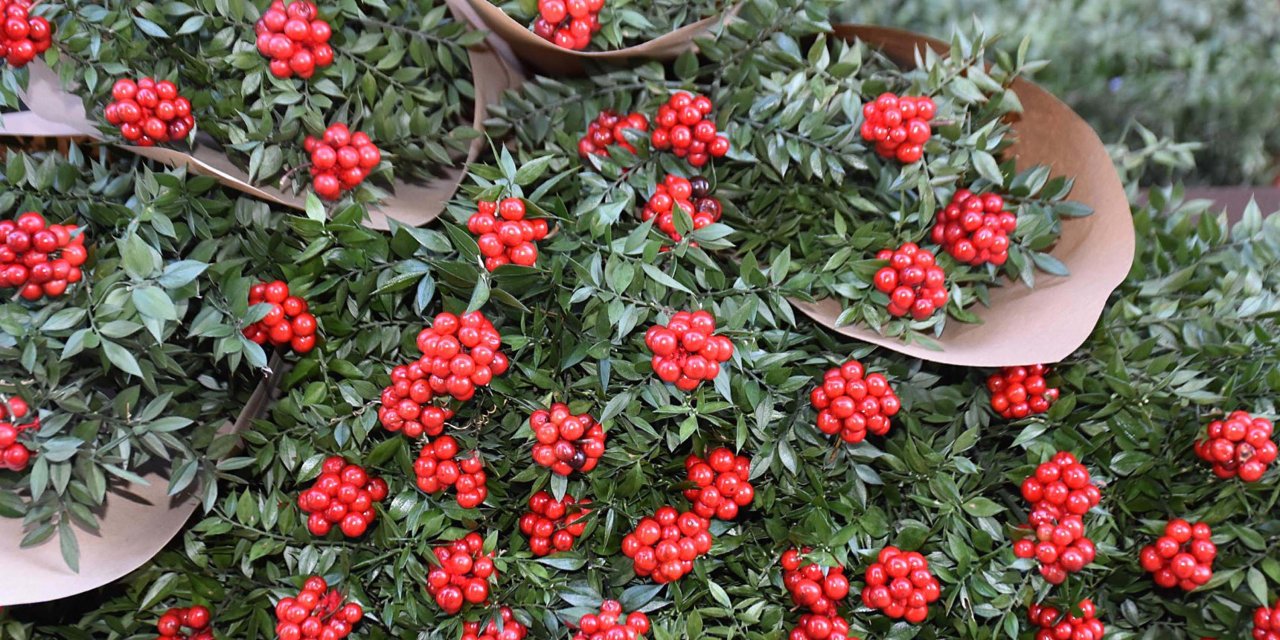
[788,25,1135,368]
[0,37,522,231]
[0,362,283,606]
[453,0,738,76]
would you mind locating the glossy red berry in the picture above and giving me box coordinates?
[426,533,496,615]
[105,77,194,146]
[931,189,1016,267]
[640,174,722,246]
[307,123,381,200]
[297,457,385,539]
[571,601,649,640]
[861,546,939,624]
[244,281,317,355]
[529,403,604,476]
[650,92,729,168]
[987,364,1059,419]
[621,509,711,584]
[872,243,947,319]
[468,198,549,271]
[809,358,900,445]
[154,605,214,640]
[579,110,649,159]
[532,0,602,50]
[413,435,487,509]
[462,605,528,640]
[1140,519,1214,591]
[273,577,363,639]
[520,490,591,556]
[861,93,935,164]
[1027,600,1104,640]
[0,213,86,300]
[684,448,754,520]
[0,1,52,68]
[1195,411,1275,481]
[644,310,733,391]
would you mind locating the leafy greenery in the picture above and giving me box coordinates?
[497,0,727,51]
[839,0,1280,185]
[24,0,482,195]
[1,2,1279,640]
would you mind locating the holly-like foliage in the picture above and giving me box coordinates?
[0,2,1279,640]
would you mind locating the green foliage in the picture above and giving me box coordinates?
[0,3,1279,640]
[497,0,726,50]
[0,148,293,567]
[839,0,1280,185]
[34,0,480,194]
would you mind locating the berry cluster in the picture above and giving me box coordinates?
[297,456,387,538]
[1012,510,1095,585]
[529,403,604,476]
[155,606,212,640]
[531,0,602,51]
[305,124,381,200]
[1020,452,1102,519]
[578,110,649,158]
[0,212,86,301]
[809,359,901,445]
[859,93,935,164]
[639,175,722,245]
[414,435,487,509]
[0,397,34,472]
[1139,519,1215,591]
[781,548,851,616]
[379,362,455,438]
[1027,600,1104,640]
[244,280,319,354]
[620,507,713,584]
[930,189,1015,266]
[468,198,549,271]
[787,614,858,640]
[519,490,591,556]
[644,311,734,391]
[650,92,730,168]
[411,311,509,403]
[0,0,51,68]
[860,547,942,624]
[872,243,948,319]
[462,607,527,640]
[255,0,333,79]
[273,576,363,640]
[571,600,650,640]
[987,365,1059,419]
[105,78,195,146]
[426,533,496,614]
[1195,410,1276,481]
[1254,602,1280,640]
[683,447,754,520]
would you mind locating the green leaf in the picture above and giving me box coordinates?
[101,339,144,377]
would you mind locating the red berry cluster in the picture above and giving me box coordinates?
[531,0,602,51]
[988,364,1059,419]
[644,310,734,391]
[413,311,509,403]
[1195,410,1277,481]
[872,243,947,319]
[781,548,851,616]
[297,456,387,538]
[519,490,590,556]
[1254,602,1280,640]
[468,198,549,271]
[462,606,527,640]
[639,175,722,245]
[0,397,34,472]
[809,359,901,445]
[650,92,730,168]
[930,189,1015,266]
[305,124,381,200]
[621,507,713,584]
[683,448,754,520]
[426,533,496,615]
[273,576,363,640]
[413,435,487,509]
[1139,519,1215,591]
[860,547,942,624]
[1027,600,1104,640]
[379,362,455,438]
[529,403,604,476]
[255,1,333,79]
[1012,510,1095,585]
[0,212,86,301]
[1020,452,1102,519]
[859,93,935,164]
[244,280,319,354]
[571,600,650,640]
[0,0,51,68]
[578,110,649,158]
[105,78,194,146]
[787,614,858,640]
[155,605,212,640]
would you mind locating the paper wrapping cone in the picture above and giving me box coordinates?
[453,0,736,75]
[0,362,284,606]
[0,35,522,231]
[789,25,1135,367]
